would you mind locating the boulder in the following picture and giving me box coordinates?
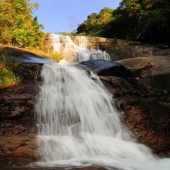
[80,59,131,78]
[117,56,170,92]
[5,47,55,64]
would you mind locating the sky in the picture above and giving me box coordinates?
[31,0,121,33]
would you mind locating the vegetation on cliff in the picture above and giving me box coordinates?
[0,44,64,89]
[0,49,21,89]
[76,0,170,44]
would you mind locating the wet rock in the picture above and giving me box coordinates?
[0,135,40,168]
[122,97,170,156]
[99,76,136,97]
[80,59,131,78]
[102,75,170,157]
[117,56,170,92]
[5,47,55,64]
[0,85,40,168]
[0,56,43,168]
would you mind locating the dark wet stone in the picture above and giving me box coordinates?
[117,56,170,92]
[80,59,130,78]
[5,47,56,64]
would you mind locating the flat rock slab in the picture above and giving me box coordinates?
[4,47,55,64]
[117,56,170,91]
[80,59,130,77]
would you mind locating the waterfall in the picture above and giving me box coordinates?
[35,61,170,170]
[44,34,111,62]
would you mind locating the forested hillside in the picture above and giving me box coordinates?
[77,0,170,44]
[1,0,169,47]
[0,0,44,47]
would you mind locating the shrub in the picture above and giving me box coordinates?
[0,51,21,89]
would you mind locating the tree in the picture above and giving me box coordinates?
[76,0,170,43]
[68,16,78,34]
[76,7,113,36]
[0,0,45,47]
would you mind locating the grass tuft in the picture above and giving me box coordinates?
[0,49,21,89]
[26,47,63,62]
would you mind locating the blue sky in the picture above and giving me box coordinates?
[31,0,121,33]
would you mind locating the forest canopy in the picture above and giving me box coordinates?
[0,0,45,47]
[76,0,170,43]
[0,0,169,47]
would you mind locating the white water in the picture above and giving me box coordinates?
[35,61,170,170]
[45,34,111,62]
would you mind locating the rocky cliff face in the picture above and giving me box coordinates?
[0,64,42,168]
[42,34,170,61]
[0,47,50,168]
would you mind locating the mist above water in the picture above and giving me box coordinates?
[35,61,170,170]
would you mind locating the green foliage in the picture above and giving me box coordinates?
[58,31,76,36]
[143,85,168,96]
[76,0,170,43]
[49,52,63,61]
[59,32,71,36]
[0,0,45,47]
[77,7,114,36]
[0,68,21,89]
[0,50,21,89]
[26,47,63,62]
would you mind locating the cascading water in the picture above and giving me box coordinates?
[44,34,111,62]
[35,61,170,170]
